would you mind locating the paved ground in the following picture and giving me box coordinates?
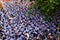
[0,1,60,40]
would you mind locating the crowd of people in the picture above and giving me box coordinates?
[0,1,60,40]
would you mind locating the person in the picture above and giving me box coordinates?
[2,0,10,2]
[58,36,60,40]
[0,2,3,8]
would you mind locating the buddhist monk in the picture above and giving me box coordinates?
[0,2,3,8]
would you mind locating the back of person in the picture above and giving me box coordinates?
[0,2,3,8]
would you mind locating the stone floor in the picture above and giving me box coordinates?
[0,1,60,40]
